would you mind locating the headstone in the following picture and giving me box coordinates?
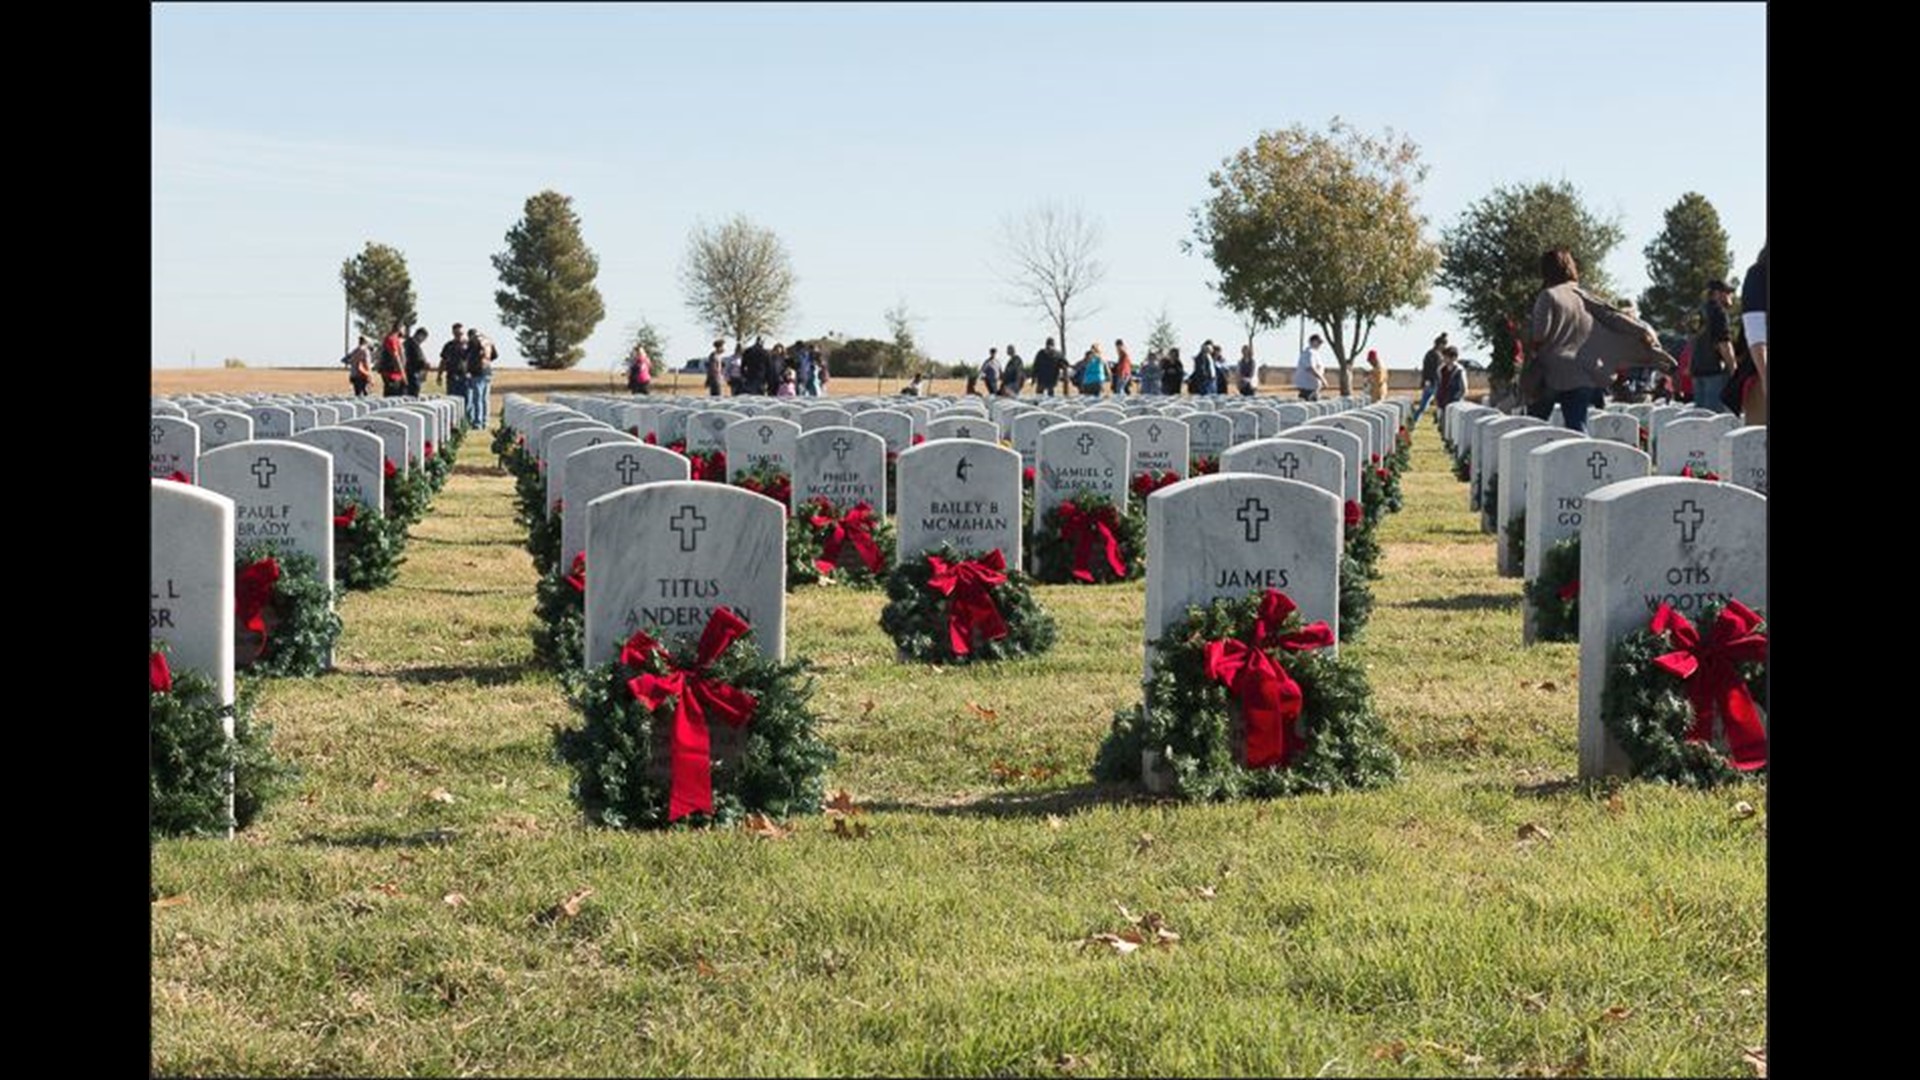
[1219,409,1260,446]
[799,406,853,431]
[1657,415,1741,476]
[1494,427,1581,574]
[194,411,254,451]
[150,417,201,483]
[1222,437,1346,500]
[1032,423,1130,538]
[1186,413,1233,464]
[152,400,188,419]
[850,408,915,457]
[894,440,1022,567]
[285,404,318,433]
[343,416,410,476]
[1578,478,1767,777]
[1117,416,1188,483]
[1587,411,1640,448]
[584,481,786,664]
[1273,403,1310,430]
[198,440,336,583]
[245,405,294,440]
[1317,415,1377,469]
[794,427,888,514]
[560,444,691,570]
[1718,427,1767,495]
[1281,424,1363,504]
[290,426,386,512]
[151,480,237,828]
[1081,407,1126,428]
[687,409,737,456]
[547,427,639,515]
[1010,411,1066,467]
[1520,438,1652,629]
[616,403,659,441]
[379,406,431,468]
[1145,475,1343,661]
[725,416,801,480]
[1473,416,1539,518]
[927,416,1001,443]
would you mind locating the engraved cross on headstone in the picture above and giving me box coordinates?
[1587,451,1611,481]
[615,453,643,485]
[670,505,707,552]
[1276,451,1300,478]
[150,424,164,445]
[1146,423,1163,443]
[1236,497,1271,542]
[1076,432,1096,456]
[1673,499,1705,544]
[757,424,773,445]
[251,457,277,489]
[831,436,852,464]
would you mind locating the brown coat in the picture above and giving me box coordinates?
[1528,284,1676,398]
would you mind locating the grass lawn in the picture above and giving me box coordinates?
[151,414,1766,1077]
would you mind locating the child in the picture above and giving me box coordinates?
[776,367,798,398]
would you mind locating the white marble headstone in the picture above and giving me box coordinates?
[894,440,1022,567]
[560,443,691,570]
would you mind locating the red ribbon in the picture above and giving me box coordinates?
[425,440,435,459]
[1131,471,1179,499]
[1648,601,1769,770]
[384,458,398,480]
[236,557,281,657]
[1374,467,1390,481]
[622,608,759,821]
[1371,453,1382,466]
[1191,456,1219,475]
[1022,466,1035,487]
[1680,466,1722,481]
[1344,500,1363,529]
[1057,501,1127,583]
[642,431,658,444]
[926,550,1010,657]
[1202,590,1334,769]
[912,434,926,446]
[1557,579,1580,602]
[165,470,191,484]
[150,651,173,693]
[565,553,586,594]
[333,503,358,529]
[810,501,883,576]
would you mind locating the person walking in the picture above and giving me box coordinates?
[1364,348,1387,402]
[1113,339,1132,396]
[1161,347,1185,396]
[1739,243,1768,423]
[1690,280,1738,413]
[1523,248,1673,433]
[1410,333,1446,424]
[1433,346,1467,427]
[464,327,496,428]
[1002,343,1026,396]
[347,335,372,397]
[981,347,1002,396]
[403,327,431,397]
[1033,338,1064,397]
[439,323,468,399]
[627,343,653,394]
[1078,343,1109,398]
[1293,334,1329,401]
[1236,343,1258,397]
[378,322,407,398]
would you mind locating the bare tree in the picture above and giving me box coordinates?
[997,200,1106,359]
[679,215,797,349]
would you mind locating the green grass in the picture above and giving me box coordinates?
[151,427,1766,1077]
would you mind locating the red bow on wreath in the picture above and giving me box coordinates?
[1344,500,1363,529]
[333,504,357,528]
[622,608,759,822]
[1648,601,1768,770]
[166,471,191,484]
[384,459,398,480]
[150,651,173,693]
[565,553,586,594]
[926,550,1010,657]
[236,556,282,657]
[1057,500,1126,583]
[425,440,435,459]
[1130,471,1179,499]
[1202,589,1334,769]
[643,431,658,445]
[811,501,883,576]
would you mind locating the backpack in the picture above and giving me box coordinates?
[466,339,493,377]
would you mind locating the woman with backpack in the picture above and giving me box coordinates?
[464,329,497,428]
[1079,343,1109,398]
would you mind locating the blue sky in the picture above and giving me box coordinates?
[153,2,1765,374]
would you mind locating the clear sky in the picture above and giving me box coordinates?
[153,2,1766,375]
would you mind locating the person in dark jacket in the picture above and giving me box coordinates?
[1032,338,1064,397]
[1433,346,1467,427]
[1161,348,1185,396]
[1410,333,1446,424]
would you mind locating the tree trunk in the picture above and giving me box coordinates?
[1336,361,1353,396]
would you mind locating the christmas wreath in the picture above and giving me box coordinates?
[788,499,896,589]
[556,607,834,829]
[1452,453,1472,483]
[1031,491,1144,584]
[1092,589,1398,800]
[1339,552,1373,640]
[234,545,342,677]
[668,442,728,483]
[1190,454,1220,476]
[424,440,452,492]
[1679,465,1723,481]
[1600,597,1767,786]
[524,499,563,578]
[1504,509,1526,574]
[531,552,587,677]
[1130,470,1181,501]
[1392,424,1412,473]
[732,462,792,511]
[880,545,1057,663]
[1344,497,1382,581]
[386,463,433,528]
[149,645,295,839]
[333,498,402,591]
[490,423,518,459]
[1479,472,1499,532]
[1524,537,1580,643]
[1368,455,1404,515]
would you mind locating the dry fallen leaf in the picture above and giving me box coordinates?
[966,700,999,723]
[1742,1045,1766,1077]
[1054,1052,1089,1073]
[1370,1041,1408,1062]
[744,814,793,839]
[1601,1005,1634,1023]
[370,776,389,794]
[1192,885,1217,900]
[1731,801,1757,820]
[370,880,403,898]
[830,817,871,840]
[860,699,876,719]
[1521,991,1550,1013]
[824,789,863,817]
[1606,792,1626,816]
[429,788,457,805]
[442,893,468,908]
[151,894,190,910]
[1537,680,1558,692]
[1517,822,1553,842]
[1079,932,1141,955]
[1045,815,1065,831]
[1134,832,1156,854]
[534,887,594,924]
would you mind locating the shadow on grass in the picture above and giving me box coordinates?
[1511,775,1585,799]
[295,827,462,849]
[387,583,529,597]
[1398,592,1522,613]
[385,660,547,687]
[398,536,524,548]
[868,782,1162,819]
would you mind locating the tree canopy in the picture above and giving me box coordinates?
[1437,180,1624,383]
[1638,192,1734,337]
[680,215,797,350]
[340,242,417,340]
[1191,119,1438,389]
[492,190,606,370]
[998,200,1106,360]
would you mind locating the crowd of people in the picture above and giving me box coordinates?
[690,337,833,398]
[342,321,497,427]
[950,334,1402,403]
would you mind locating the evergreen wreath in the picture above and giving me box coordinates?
[1392,424,1412,472]
[1091,589,1398,800]
[1344,498,1382,581]
[1452,452,1472,483]
[1600,597,1768,787]
[1130,470,1181,501]
[532,553,587,677]
[788,499,896,589]
[490,423,518,459]
[731,461,792,511]
[235,545,342,678]
[1190,454,1220,476]
[1368,456,1404,514]
[149,645,296,839]
[1339,551,1373,640]
[1031,490,1144,584]
[386,464,433,527]
[556,608,834,829]
[525,501,563,578]
[880,544,1057,663]
[1479,472,1499,532]
[333,498,402,591]
[1524,537,1580,643]
[1504,509,1526,573]
[678,445,727,483]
